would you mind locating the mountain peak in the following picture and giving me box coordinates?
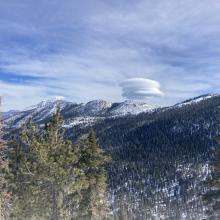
[23,97,67,111]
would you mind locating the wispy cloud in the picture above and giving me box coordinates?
[0,0,220,110]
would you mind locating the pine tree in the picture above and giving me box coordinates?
[8,110,87,219]
[8,110,110,220]
[0,97,10,220]
[77,130,111,220]
[0,140,9,220]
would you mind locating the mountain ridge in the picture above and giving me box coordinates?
[3,93,218,129]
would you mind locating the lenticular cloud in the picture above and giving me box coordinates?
[120,78,164,100]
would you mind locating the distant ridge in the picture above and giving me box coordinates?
[3,94,220,129]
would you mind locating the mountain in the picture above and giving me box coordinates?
[3,93,220,219]
[3,98,156,128]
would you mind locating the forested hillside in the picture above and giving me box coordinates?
[66,95,220,219]
[3,94,220,219]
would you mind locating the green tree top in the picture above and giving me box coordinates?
[8,109,110,220]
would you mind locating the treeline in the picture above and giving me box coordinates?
[0,110,110,220]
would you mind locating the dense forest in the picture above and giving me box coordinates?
[66,95,220,219]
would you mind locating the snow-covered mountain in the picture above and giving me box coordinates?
[3,98,157,128]
[3,94,218,129]
[3,97,73,127]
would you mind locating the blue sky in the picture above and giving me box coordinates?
[0,0,220,110]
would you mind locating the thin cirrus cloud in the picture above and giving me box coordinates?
[0,0,220,110]
[120,78,164,100]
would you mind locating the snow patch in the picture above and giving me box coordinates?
[175,94,217,107]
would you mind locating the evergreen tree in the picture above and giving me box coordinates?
[0,98,10,220]
[8,111,87,219]
[0,137,10,219]
[77,130,111,220]
[8,110,110,220]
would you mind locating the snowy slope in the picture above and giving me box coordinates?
[74,100,112,116]
[108,100,155,116]
[3,99,156,128]
[3,97,73,127]
[175,94,217,107]
[3,94,218,129]
[2,110,20,120]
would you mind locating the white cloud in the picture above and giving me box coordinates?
[120,78,164,100]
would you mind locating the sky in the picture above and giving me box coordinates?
[0,0,220,110]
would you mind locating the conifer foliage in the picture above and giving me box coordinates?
[207,129,220,215]
[8,109,109,220]
[0,98,10,219]
[78,131,110,219]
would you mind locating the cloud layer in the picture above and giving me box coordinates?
[0,0,220,110]
[120,78,164,100]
